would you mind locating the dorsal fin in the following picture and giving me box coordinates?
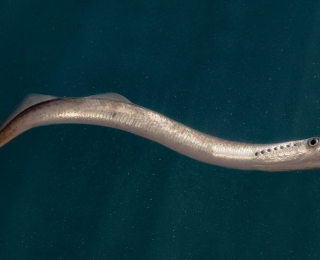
[86,93,132,104]
[0,94,57,129]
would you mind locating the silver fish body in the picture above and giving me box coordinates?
[1,93,319,171]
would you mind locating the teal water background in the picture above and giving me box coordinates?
[1,1,320,259]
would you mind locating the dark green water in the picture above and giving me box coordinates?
[1,1,320,259]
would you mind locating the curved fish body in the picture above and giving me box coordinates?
[0,93,320,171]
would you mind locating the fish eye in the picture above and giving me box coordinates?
[307,137,319,147]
